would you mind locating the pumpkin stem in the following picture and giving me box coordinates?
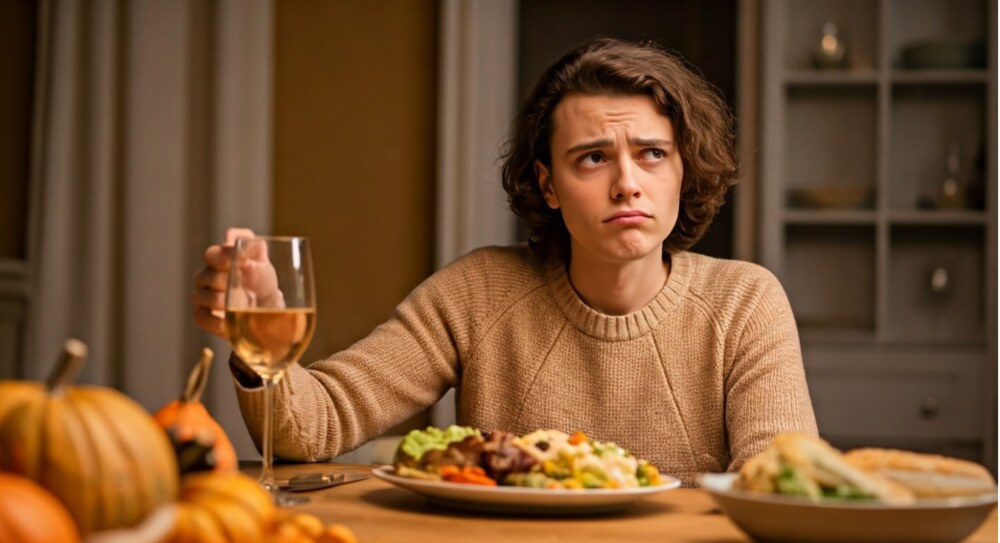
[46,338,88,393]
[182,348,214,403]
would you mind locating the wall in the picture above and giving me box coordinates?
[271,1,438,428]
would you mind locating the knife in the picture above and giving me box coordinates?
[278,472,372,492]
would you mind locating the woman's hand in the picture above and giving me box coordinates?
[192,227,281,337]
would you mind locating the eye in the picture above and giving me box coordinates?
[642,148,666,160]
[579,151,606,167]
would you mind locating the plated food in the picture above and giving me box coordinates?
[700,433,998,543]
[733,432,996,504]
[392,425,664,489]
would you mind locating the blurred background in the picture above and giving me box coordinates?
[0,0,995,474]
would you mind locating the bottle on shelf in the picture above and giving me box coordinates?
[813,22,847,69]
[935,143,967,210]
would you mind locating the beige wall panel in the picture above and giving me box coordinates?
[273,2,438,369]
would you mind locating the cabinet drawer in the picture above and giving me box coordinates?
[806,367,982,440]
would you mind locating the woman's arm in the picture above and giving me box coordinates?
[723,271,819,471]
[232,262,467,461]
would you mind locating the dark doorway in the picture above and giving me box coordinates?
[517,0,738,259]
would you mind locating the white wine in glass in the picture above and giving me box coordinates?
[226,307,316,376]
[224,236,316,504]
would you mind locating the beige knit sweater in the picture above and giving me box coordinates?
[234,245,818,484]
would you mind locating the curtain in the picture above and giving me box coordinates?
[26,0,273,460]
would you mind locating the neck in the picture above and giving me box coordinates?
[567,249,669,315]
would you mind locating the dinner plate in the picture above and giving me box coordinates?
[699,473,997,543]
[372,466,680,515]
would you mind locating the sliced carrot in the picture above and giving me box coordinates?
[441,465,497,486]
[568,430,587,445]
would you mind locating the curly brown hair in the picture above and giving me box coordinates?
[500,37,739,263]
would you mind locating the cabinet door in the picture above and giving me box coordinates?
[804,350,985,440]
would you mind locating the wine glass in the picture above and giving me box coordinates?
[224,236,316,504]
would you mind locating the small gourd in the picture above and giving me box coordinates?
[166,471,274,543]
[154,348,238,474]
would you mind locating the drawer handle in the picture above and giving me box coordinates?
[919,397,940,420]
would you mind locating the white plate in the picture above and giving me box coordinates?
[699,473,998,543]
[372,466,680,515]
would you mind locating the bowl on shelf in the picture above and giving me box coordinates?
[900,37,985,69]
[787,185,875,210]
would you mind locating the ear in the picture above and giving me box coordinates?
[534,160,560,209]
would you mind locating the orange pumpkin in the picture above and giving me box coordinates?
[0,472,81,543]
[154,348,238,473]
[0,339,179,534]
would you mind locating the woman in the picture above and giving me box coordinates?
[192,37,817,484]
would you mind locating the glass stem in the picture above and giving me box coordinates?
[260,375,276,492]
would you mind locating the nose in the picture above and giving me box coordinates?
[611,160,641,201]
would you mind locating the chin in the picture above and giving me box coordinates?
[608,239,662,262]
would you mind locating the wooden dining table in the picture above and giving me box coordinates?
[259,463,998,543]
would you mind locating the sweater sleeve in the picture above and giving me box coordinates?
[232,259,470,462]
[723,270,818,471]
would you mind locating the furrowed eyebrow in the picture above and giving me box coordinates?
[565,139,613,156]
[630,137,673,148]
[564,137,674,157]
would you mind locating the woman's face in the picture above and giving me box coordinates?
[536,94,683,265]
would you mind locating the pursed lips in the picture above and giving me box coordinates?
[603,210,652,225]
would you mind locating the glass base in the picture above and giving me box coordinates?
[262,480,310,506]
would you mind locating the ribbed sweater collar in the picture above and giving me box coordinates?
[546,251,691,341]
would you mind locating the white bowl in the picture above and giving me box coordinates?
[699,473,997,543]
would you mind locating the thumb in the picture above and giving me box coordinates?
[224,227,257,246]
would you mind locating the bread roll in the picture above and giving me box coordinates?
[844,448,997,498]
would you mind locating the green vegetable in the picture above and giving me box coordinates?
[579,468,607,489]
[822,484,875,500]
[636,461,659,487]
[399,425,480,462]
[775,465,816,498]
[776,464,875,501]
[592,440,630,458]
[541,459,573,480]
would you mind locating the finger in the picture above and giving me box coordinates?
[202,244,231,270]
[246,240,269,262]
[191,288,226,313]
[224,227,257,246]
[193,306,227,338]
[193,267,228,291]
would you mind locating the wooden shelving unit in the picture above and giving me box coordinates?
[761,0,996,467]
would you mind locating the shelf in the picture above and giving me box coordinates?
[782,210,988,226]
[785,70,879,86]
[799,326,877,344]
[888,210,987,225]
[892,70,989,85]
[784,70,987,87]
[784,209,876,224]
